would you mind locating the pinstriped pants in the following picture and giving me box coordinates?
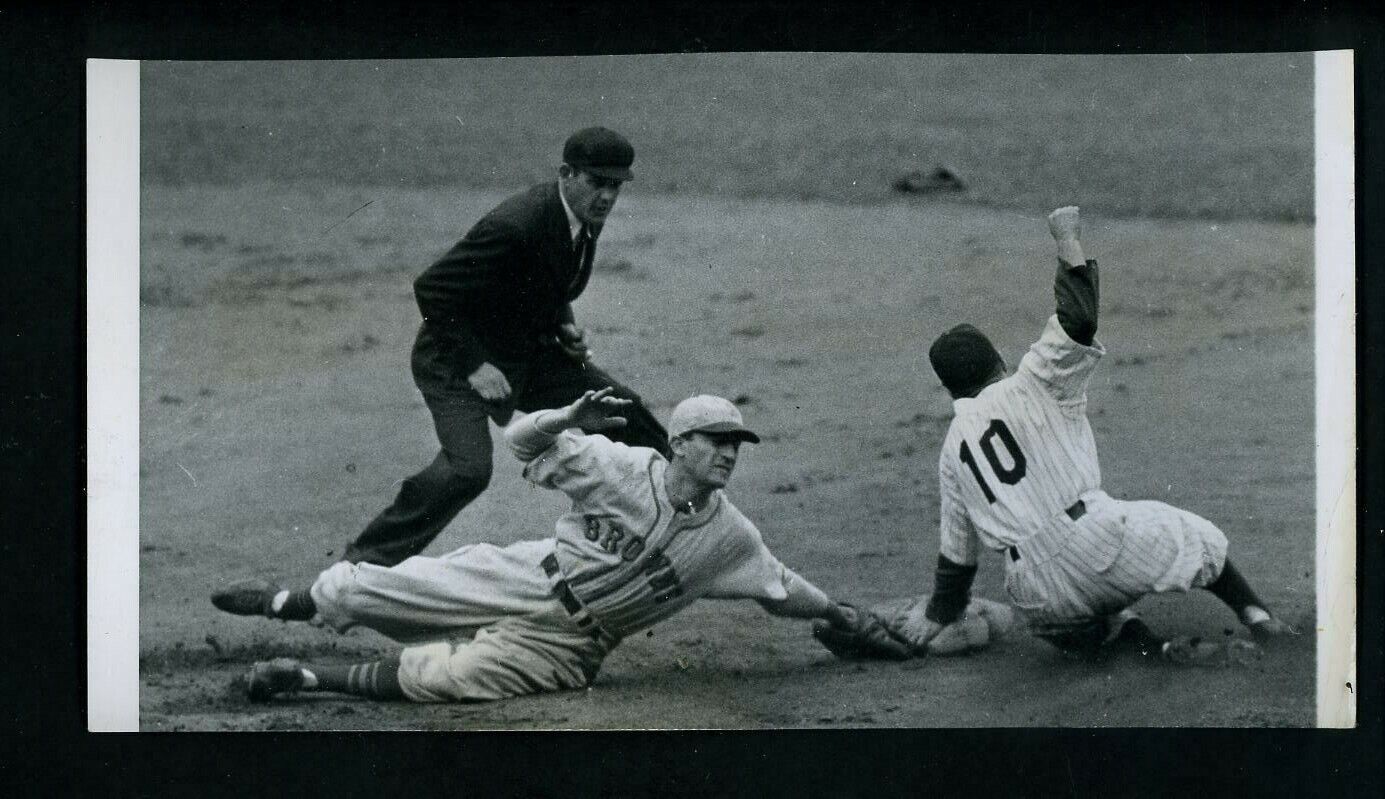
[1002,490,1228,636]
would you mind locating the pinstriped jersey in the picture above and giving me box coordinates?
[510,424,794,638]
[938,314,1106,566]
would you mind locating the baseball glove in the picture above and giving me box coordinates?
[812,604,912,661]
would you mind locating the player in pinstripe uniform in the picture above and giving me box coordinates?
[211,390,878,702]
[887,206,1295,664]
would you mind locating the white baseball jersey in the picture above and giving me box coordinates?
[935,313,1226,629]
[937,314,1104,565]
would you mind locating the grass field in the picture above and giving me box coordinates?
[142,53,1312,221]
[136,53,1318,729]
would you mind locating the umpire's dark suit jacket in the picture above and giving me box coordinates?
[411,181,595,401]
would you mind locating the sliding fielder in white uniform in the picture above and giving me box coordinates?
[887,206,1296,665]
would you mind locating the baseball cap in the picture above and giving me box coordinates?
[668,395,760,444]
[562,127,635,181]
[928,323,1005,398]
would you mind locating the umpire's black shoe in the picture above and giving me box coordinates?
[244,658,306,702]
[211,578,280,617]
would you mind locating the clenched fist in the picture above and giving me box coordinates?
[1048,206,1081,242]
[1047,206,1086,267]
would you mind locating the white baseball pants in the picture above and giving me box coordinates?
[310,539,612,702]
[1003,489,1229,636]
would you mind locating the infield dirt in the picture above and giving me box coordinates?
[138,184,1315,729]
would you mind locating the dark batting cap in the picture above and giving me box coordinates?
[928,324,1004,398]
[562,127,635,181]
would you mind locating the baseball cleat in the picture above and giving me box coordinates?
[1161,635,1262,668]
[211,578,280,617]
[244,658,307,702]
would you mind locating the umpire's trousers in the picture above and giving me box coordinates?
[343,344,669,566]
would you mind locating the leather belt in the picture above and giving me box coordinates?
[541,553,620,647]
[1009,500,1086,562]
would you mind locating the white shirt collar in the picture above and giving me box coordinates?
[557,181,582,241]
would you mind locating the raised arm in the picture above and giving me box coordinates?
[503,387,631,462]
[1048,206,1099,346]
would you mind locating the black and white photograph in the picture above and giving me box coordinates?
[88,49,1353,732]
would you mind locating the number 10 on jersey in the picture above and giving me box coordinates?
[959,419,1027,503]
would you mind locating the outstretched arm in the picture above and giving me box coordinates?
[1048,206,1100,346]
[767,569,914,661]
[757,567,852,626]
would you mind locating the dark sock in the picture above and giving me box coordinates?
[1113,617,1167,657]
[1205,559,1267,618]
[276,589,317,621]
[310,656,406,700]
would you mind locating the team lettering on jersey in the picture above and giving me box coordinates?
[583,514,648,561]
[580,513,682,602]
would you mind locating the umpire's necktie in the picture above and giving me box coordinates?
[570,224,593,295]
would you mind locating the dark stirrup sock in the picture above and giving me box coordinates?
[1205,559,1269,620]
[275,589,318,621]
[310,657,406,700]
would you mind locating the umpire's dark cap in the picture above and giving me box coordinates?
[563,127,635,181]
[929,324,1004,398]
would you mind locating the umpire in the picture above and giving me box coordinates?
[344,127,670,566]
